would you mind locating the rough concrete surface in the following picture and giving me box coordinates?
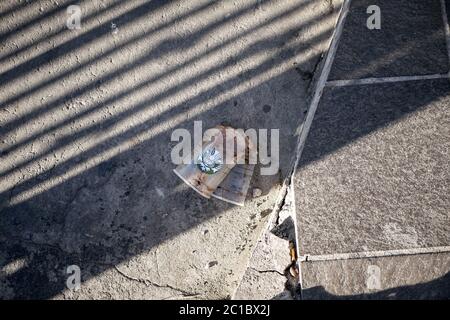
[233,233,291,300]
[0,0,341,299]
[301,253,450,299]
[295,79,450,256]
[234,186,295,300]
[328,0,449,80]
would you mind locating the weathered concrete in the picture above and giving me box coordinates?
[295,79,450,256]
[301,253,450,299]
[0,0,341,299]
[233,233,292,300]
[328,0,449,80]
[234,186,296,300]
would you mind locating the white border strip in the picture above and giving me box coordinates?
[291,0,351,176]
[326,73,448,87]
[292,0,352,293]
[299,246,450,262]
[441,0,450,67]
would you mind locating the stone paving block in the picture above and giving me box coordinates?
[328,0,449,80]
[295,79,450,256]
[301,253,450,299]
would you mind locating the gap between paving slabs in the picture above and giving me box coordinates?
[292,0,448,298]
[233,0,349,300]
[233,25,341,303]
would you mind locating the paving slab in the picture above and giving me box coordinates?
[295,79,450,256]
[0,0,342,299]
[301,252,450,299]
[328,0,449,80]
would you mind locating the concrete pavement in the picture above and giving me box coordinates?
[0,0,342,299]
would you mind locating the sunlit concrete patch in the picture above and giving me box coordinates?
[1,258,27,276]
[0,0,342,298]
[295,79,450,256]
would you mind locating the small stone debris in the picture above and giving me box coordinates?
[252,188,262,198]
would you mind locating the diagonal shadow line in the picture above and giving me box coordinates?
[1,76,447,300]
[0,0,277,123]
[342,32,446,80]
[0,0,79,44]
[0,11,332,168]
[0,0,195,88]
[0,29,331,198]
[1,18,436,181]
[0,61,316,299]
[1,5,448,299]
[0,175,239,299]
[0,1,448,301]
[9,78,447,209]
[0,171,240,299]
[0,0,264,111]
[0,0,254,104]
[0,0,126,63]
[0,0,318,152]
[295,0,450,172]
[327,0,450,80]
[0,0,30,21]
[295,0,450,257]
[297,79,450,171]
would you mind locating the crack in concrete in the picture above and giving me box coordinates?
[113,266,200,298]
[265,0,350,300]
[250,266,284,277]
[306,52,325,92]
